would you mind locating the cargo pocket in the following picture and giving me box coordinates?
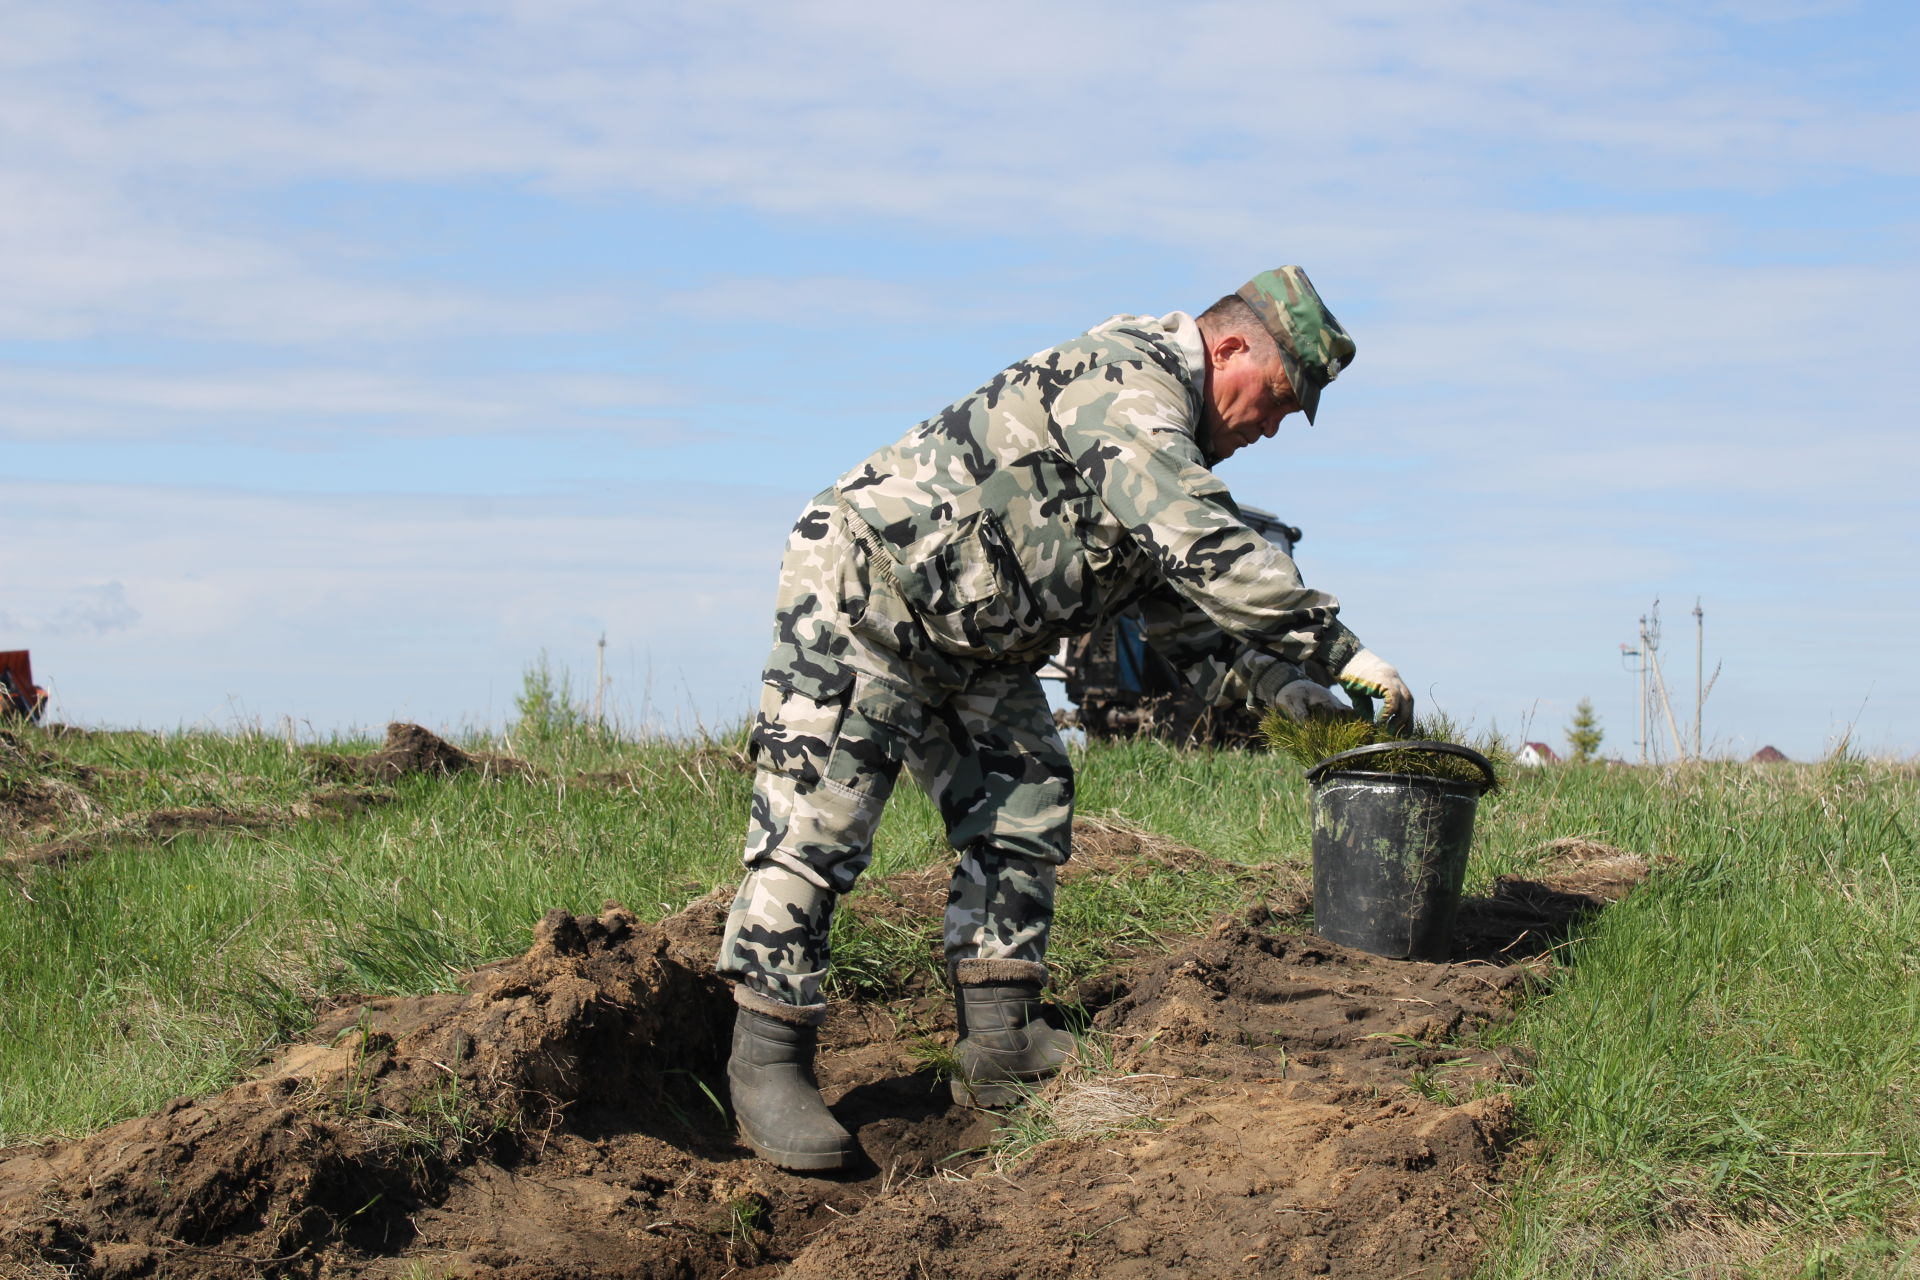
[820,673,926,799]
[907,511,1041,660]
[750,665,856,786]
[838,488,1044,663]
[750,669,919,893]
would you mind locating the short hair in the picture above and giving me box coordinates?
[1196,294,1280,361]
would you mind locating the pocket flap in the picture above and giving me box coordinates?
[762,659,855,703]
[847,673,926,736]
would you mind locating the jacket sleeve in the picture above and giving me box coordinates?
[1132,584,1313,704]
[1047,358,1364,673]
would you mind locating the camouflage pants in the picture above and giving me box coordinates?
[717,499,1074,1009]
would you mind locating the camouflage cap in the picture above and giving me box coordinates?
[1235,267,1356,424]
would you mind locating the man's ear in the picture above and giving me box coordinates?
[1208,332,1250,367]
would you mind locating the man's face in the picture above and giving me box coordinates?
[1202,336,1302,462]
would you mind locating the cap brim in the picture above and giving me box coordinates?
[1277,347,1321,424]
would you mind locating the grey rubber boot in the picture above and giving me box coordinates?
[950,960,1076,1107]
[726,989,853,1172]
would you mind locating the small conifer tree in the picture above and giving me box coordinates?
[1566,697,1604,763]
[515,652,586,742]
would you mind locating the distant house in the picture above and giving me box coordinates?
[1751,745,1789,763]
[1515,742,1559,767]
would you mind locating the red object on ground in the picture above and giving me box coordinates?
[0,649,48,721]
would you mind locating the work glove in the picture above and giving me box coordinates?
[1248,661,1349,721]
[1337,649,1414,733]
[1271,679,1349,722]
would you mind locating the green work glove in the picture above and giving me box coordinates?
[1337,649,1413,732]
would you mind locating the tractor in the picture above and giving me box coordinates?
[1,651,49,723]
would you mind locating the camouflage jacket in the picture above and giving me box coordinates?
[830,311,1363,697]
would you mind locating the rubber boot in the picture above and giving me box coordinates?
[951,964,1076,1107]
[726,990,853,1172]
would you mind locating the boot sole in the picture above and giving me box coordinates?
[737,1128,852,1172]
[949,1076,1039,1109]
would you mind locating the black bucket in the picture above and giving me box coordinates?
[1304,742,1498,962]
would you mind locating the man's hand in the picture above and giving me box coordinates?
[1248,662,1350,721]
[1271,679,1349,722]
[1338,649,1413,732]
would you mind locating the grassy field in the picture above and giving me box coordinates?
[2,717,1914,1276]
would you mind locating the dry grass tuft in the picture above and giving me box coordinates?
[989,1055,1181,1172]
[1046,1071,1175,1141]
[1064,815,1223,881]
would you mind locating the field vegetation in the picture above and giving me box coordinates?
[2,707,1914,1276]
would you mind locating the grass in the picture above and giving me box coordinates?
[1,721,783,1139]
[1479,760,1920,1277]
[4,717,1917,1275]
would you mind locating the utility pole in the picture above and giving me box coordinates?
[1621,638,1645,765]
[593,633,607,728]
[1645,636,1687,762]
[1626,599,1687,762]
[1643,605,1661,762]
[1692,599,1704,758]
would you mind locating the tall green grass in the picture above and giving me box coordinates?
[1480,760,1920,1277]
[5,721,1916,1275]
[2,722,950,1140]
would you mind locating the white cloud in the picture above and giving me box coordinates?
[2,477,800,732]
[52,582,142,636]
[0,0,1907,438]
[6,2,1914,265]
[0,367,679,441]
[0,581,141,638]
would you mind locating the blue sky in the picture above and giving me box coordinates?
[3,0,1916,760]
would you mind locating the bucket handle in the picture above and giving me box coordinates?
[1304,741,1499,793]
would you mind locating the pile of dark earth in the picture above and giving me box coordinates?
[0,784,1647,1279]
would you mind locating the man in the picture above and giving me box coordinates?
[717,267,1412,1171]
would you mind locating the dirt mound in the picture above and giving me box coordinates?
[1065,815,1239,882]
[1,734,98,840]
[787,924,1525,1280]
[1522,836,1652,902]
[0,777,82,835]
[0,903,739,1279]
[0,892,1567,1280]
[136,790,392,837]
[315,723,532,783]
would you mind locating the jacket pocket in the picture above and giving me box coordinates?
[840,494,1046,661]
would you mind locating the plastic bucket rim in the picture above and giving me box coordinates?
[1302,740,1499,794]
[1306,767,1489,799]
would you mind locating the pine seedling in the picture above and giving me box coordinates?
[1260,706,1504,789]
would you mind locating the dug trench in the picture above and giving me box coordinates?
[0,817,1647,1279]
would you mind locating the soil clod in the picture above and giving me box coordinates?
[314,723,532,783]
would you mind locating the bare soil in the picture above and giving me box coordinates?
[313,724,532,784]
[0,834,1646,1280]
